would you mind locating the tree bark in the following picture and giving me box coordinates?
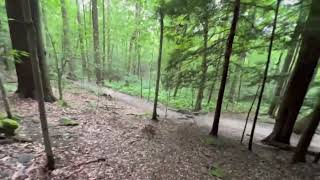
[0,73,12,119]
[268,4,305,117]
[5,0,55,102]
[76,0,87,80]
[194,16,209,112]
[293,98,320,163]
[30,0,56,102]
[152,9,164,121]
[60,0,76,80]
[210,0,241,136]
[264,0,320,145]
[21,0,54,170]
[106,0,112,76]
[92,0,102,84]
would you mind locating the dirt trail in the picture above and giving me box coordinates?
[79,82,320,151]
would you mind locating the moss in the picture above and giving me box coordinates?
[203,136,222,146]
[59,117,79,126]
[209,166,224,178]
[58,100,70,108]
[0,118,19,136]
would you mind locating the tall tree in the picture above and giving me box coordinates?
[106,0,112,76]
[60,0,76,80]
[210,0,241,136]
[5,0,55,102]
[268,1,306,117]
[92,0,102,84]
[76,0,87,80]
[102,0,106,79]
[263,0,320,145]
[152,8,164,121]
[21,0,54,170]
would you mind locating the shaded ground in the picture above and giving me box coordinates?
[0,83,320,179]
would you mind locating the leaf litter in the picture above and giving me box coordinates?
[0,87,319,179]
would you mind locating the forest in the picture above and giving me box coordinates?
[0,0,320,179]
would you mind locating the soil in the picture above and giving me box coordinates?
[0,82,319,179]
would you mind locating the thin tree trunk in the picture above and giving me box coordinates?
[210,0,241,136]
[194,16,209,112]
[102,0,106,80]
[152,9,164,121]
[148,60,153,101]
[76,0,87,81]
[21,0,54,170]
[240,86,260,144]
[264,0,320,145]
[0,73,12,119]
[92,0,102,84]
[82,0,90,80]
[248,0,281,151]
[106,0,112,76]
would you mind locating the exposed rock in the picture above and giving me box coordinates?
[17,153,34,165]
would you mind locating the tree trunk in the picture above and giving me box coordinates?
[152,9,164,121]
[106,0,112,77]
[92,0,102,84]
[293,112,313,134]
[293,98,320,163]
[102,0,106,80]
[21,0,54,170]
[82,0,90,81]
[268,5,305,117]
[264,0,320,145]
[5,0,55,102]
[60,0,76,80]
[76,0,87,80]
[210,0,241,136]
[248,0,281,151]
[194,16,209,112]
[30,0,56,102]
[0,73,12,119]
[228,53,245,104]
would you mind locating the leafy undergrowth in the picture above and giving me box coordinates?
[0,87,319,179]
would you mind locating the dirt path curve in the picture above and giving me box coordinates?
[78,82,320,152]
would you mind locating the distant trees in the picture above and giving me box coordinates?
[194,7,209,112]
[60,0,76,80]
[5,0,55,102]
[76,0,87,80]
[264,0,320,145]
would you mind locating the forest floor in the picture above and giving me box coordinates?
[1,82,320,179]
